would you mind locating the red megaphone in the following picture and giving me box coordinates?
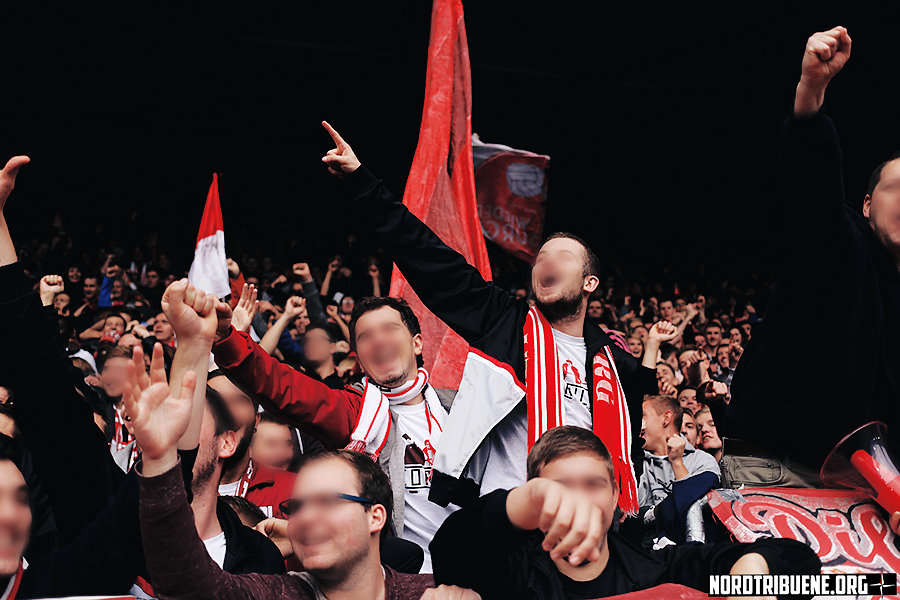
[821,421,900,516]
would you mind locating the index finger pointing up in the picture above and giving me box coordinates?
[322,121,347,149]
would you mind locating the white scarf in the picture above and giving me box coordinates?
[345,368,438,459]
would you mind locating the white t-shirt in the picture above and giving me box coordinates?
[552,329,592,429]
[391,397,457,574]
[217,480,240,497]
[203,531,227,568]
[481,329,591,496]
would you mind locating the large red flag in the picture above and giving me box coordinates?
[389,0,491,390]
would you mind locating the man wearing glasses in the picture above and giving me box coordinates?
[129,356,442,599]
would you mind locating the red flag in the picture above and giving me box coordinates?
[473,138,550,264]
[389,0,491,390]
[188,173,230,298]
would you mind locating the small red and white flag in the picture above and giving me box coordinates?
[188,173,230,298]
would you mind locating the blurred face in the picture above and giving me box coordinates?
[677,388,700,414]
[104,316,126,336]
[0,388,9,404]
[287,458,385,575]
[694,334,707,349]
[67,266,82,283]
[659,301,675,320]
[729,328,742,346]
[53,292,71,313]
[705,326,722,347]
[696,412,722,453]
[537,452,617,549]
[640,401,671,452]
[353,307,422,387]
[0,461,30,576]
[340,297,355,315]
[304,328,336,365]
[210,377,257,463]
[656,364,677,387]
[681,413,699,447]
[153,313,174,342]
[627,337,643,358]
[83,277,99,300]
[716,345,730,368]
[146,271,160,287]
[251,421,295,471]
[514,288,528,300]
[587,301,603,319]
[864,159,900,257]
[111,280,125,298]
[531,238,598,318]
[101,356,130,398]
[632,326,648,343]
[118,333,141,349]
[675,299,686,310]
[740,322,752,338]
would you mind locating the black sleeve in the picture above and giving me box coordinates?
[430,489,529,598]
[654,537,821,600]
[0,262,125,545]
[778,110,851,269]
[302,281,328,326]
[21,471,146,597]
[344,167,513,345]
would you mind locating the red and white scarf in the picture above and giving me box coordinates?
[233,459,255,498]
[345,368,435,459]
[524,306,639,515]
[0,562,23,600]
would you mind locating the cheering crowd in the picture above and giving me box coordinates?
[0,25,897,600]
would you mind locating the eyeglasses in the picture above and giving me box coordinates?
[279,493,374,517]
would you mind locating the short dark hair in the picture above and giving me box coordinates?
[526,426,615,485]
[643,394,683,432]
[543,232,602,279]
[205,386,238,436]
[305,323,338,344]
[208,370,259,411]
[867,152,900,196]
[298,450,393,539]
[348,297,423,368]
[221,495,267,527]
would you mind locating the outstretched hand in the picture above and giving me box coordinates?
[231,283,259,333]
[122,343,197,473]
[321,121,361,176]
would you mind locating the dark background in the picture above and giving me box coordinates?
[1,2,898,290]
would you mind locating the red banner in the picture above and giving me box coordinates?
[389,0,491,390]
[473,144,550,264]
[708,487,900,574]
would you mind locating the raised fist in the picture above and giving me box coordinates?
[801,27,851,87]
[292,262,313,283]
[648,320,678,344]
[284,296,307,320]
[39,274,65,306]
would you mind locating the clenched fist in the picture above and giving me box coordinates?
[39,274,65,307]
[795,27,851,118]
[648,320,678,344]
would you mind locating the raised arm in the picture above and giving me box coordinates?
[292,262,327,325]
[160,279,221,450]
[781,27,853,261]
[321,121,513,344]
[0,156,29,267]
[259,296,305,355]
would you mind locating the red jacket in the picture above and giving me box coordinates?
[245,461,296,519]
[213,327,363,451]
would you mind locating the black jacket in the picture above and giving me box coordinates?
[343,167,657,507]
[725,111,900,468]
[430,489,822,600]
[0,262,284,598]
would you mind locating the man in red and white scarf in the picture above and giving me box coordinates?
[212,295,458,572]
[322,128,676,517]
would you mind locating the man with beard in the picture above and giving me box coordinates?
[210,371,299,518]
[321,123,668,518]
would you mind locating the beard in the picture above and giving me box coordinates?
[222,425,255,474]
[191,441,219,497]
[534,285,584,324]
